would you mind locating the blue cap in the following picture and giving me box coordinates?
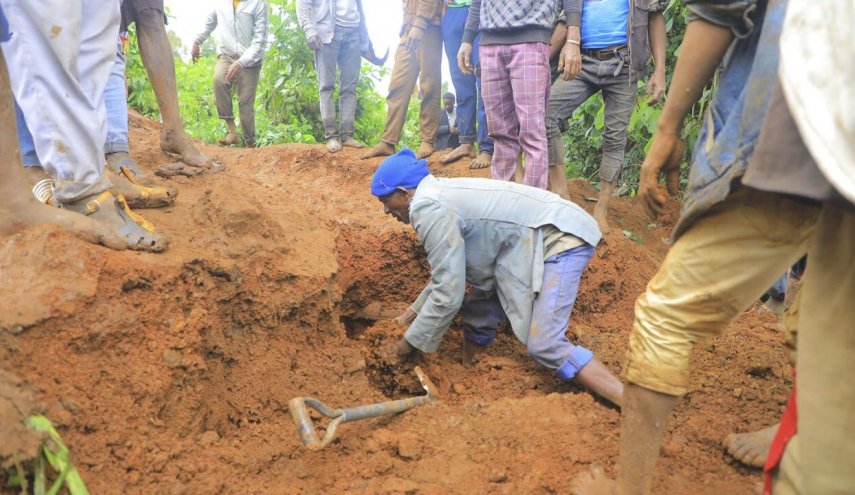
[370,149,430,197]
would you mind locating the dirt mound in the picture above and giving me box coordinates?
[0,113,790,494]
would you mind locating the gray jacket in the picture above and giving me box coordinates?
[404,176,601,353]
[296,0,369,51]
[194,0,269,68]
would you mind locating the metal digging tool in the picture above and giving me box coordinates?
[288,366,439,450]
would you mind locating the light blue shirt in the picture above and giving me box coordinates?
[581,0,629,50]
[404,176,601,353]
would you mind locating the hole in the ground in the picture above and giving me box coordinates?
[341,316,374,340]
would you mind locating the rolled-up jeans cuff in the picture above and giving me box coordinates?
[104,141,129,154]
[459,134,475,145]
[599,157,622,183]
[555,346,594,381]
[463,331,495,347]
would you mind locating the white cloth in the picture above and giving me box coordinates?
[446,107,457,130]
[0,0,118,203]
[779,0,855,203]
[335,0,360,27]
[194,0,268,68]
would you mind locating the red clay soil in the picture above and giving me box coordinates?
[0,113,791,494]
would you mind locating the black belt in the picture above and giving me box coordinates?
[581,44,628,60]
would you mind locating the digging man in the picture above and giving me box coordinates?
[371,149,623,407]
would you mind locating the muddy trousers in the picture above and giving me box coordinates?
[213,54,261,146]
[462,244,595,380]
[380,25,442,147]
[0,0,119,203]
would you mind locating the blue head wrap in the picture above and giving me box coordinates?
[370,149,430,197]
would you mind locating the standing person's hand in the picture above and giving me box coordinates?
[457,42,473,75]
[646,69,667,104]
[307,34,323,51]
[405,26,424,52]
[450,126,458,135]
[226,62,242,83]
[558,40,582,81]
[638,132,683,220]
[191,41,201,63]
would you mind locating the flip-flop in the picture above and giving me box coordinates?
[112,167,178,209]
[63,190,169,252]
[106,153,156,185]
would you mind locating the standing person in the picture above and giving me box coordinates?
[297,0,369,153]
[372,150,623,407]
[545,0,666,234]
[457,0,575,190]
[121,0,213,168]
[569,0,855,493]
[0,3,125,249]
[360,0,444,161]
[1,0,168,252]
[192,0,269,149]
[438,0,493,168]
[435,92,459,151]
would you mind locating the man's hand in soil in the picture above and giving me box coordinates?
[393,308,417,327]
[226,62,242,83]
[405,26,424,52]
[387,337,416,364]
[638,132,682,220]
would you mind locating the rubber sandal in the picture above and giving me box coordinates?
[63,191,169,253]
[111,167,178,209]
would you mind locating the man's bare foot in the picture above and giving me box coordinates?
[724,424,778,468]
[571,466,616,495]
[548,165,571,200]
[575,359,623,407]
[361,142,395,160]
[326,138,342,153]
[416,143,435,159]
[470,152,491,170]
[105,169,177,209]
[160,129,211,167]
[106,152,158,186]
[341,137,364,148]
[593,180,615,235]
[217,133,240,147]
[462,339,488,367]
[440,143,475,164]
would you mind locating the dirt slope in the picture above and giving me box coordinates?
[0,113,790,494]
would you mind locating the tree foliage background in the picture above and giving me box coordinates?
[126,0,706,193]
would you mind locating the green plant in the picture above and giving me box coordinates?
[5,416,89,495]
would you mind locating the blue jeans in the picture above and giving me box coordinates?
[14,100,39,167]
[462,244,595,380]
[104,41,129,154]
[441,6,492,154]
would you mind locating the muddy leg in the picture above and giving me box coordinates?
[593,180,615,234]
[135,8,210,167]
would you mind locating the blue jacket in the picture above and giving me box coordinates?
[404,176,601,352]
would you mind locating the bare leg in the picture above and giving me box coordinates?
[724,423,778,468]
[470,152,491,169]
[361,141,396,160]
[575,359,624,407]
[439,143,476,164]
[593,180,615,234]
[0,51,125,249]
[134,9,210,167]
[548,165,571,200]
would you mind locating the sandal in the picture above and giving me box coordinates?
[63,190,170,253]
[106,152,156,185]
[106,168,178,209]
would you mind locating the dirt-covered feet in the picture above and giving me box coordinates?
[439,143,476,165]
[570,466,616,495]
[361,141,395,160]
[62,191,169,252]
[160,129,211,167]
[593,180,615,235]
[326,138,342,153]
[724,424,778,468]
[416,142,435,159]
[341,137,364,149]
[105,168,177,209]
[470,152,491,170]
[217,132,240,147]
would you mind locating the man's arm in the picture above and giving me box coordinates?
[550,20,568,61]
[558,0,582,80]
[193,9,218,46]
[295,0,316,38]
[461,0,480,44]
[403,200,467,353]
[237,1,269,68]
[645,11,667,103]
[638,18,734,219]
